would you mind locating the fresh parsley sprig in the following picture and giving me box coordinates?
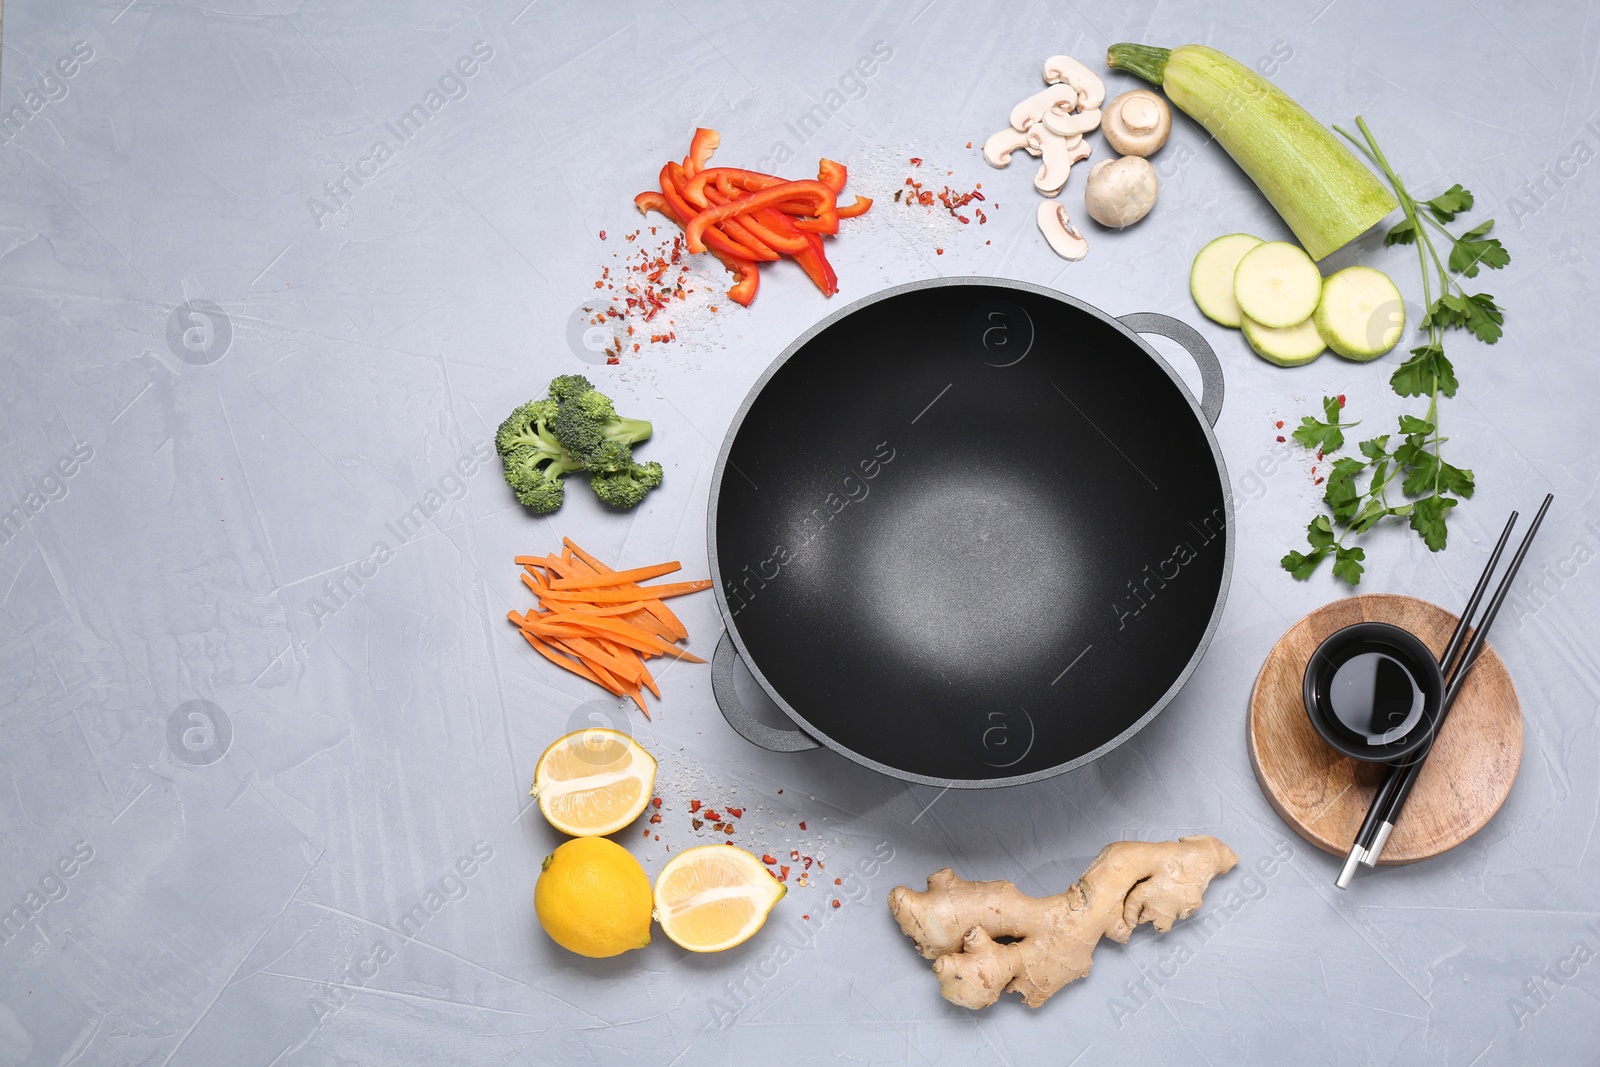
[1281,118,1506,585]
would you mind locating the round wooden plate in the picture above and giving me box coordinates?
[1248,593,1522,864]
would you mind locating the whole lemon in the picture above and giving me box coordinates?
[535,837,652,958]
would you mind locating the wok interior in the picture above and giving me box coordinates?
[716,284,1227,782]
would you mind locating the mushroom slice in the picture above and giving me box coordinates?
[1102,90,1172,156]
[1008,83,1079,132]
[982,126,1044,168]
[1042,105,1102,139]
[1033,132,1093,197]
[1037,201,1088,260]
[1042,54,1106,111]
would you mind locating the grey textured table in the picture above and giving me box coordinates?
[2,1,1597,1064]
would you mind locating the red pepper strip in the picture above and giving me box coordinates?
[634,190,684,225]
[683,127,719,178]
[685,180,837,254]
[681,167,785,205]
[703,186,809,255]
[817,158,847,193]
[714,250,760,306]
[659,163,778,262]
[836,195,872,218]
[667,162,780,259]
[791,233,837,296]
[789,214,839,235]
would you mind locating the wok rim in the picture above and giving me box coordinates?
[707,275,1235,788]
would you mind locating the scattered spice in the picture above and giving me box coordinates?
[692,818,704,830]
[651,797,662,808]
[1276,420,1284,428]
[727,807,742,818]
[798,821,806,830]
[762,854,778,865]
[831,899,841,909]
[689,799,702,813]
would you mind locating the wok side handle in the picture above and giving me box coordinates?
[711,631,821,753]
[1118,312,1224,427]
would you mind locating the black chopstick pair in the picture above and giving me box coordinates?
[1335,493,1554,889]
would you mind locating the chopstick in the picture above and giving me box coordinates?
[1335,493,1553,888]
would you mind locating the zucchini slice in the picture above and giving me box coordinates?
[1233,241,1322,328]
[1313,266,1405,361]
[1190,233,1263,328]
[1241,313,1326,367]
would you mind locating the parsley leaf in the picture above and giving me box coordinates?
[1390,344,1459,398]
[1281,548,1328,579]
[1424,183,1474,223]
[1397,415,1433,435]
[1358,435,1391,461]
[1409,493,1457,551]
[1332,544,1367,585]
[1449,219,1510,277]
[1292,395,1354,451]
[1385,217,1417,246]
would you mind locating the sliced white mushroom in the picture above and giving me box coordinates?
[982,126,1044,168]
[1008,83,1079,132]
[1041,54,1106,111]
[1083,156,1159,227]
[1033,132,1093,197]
[1102,90,1172,156]
[1041,105,1102,139]
[1037,200,1088,260]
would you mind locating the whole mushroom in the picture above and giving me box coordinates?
[1101,90,1172,157]
[1083,157,1159,228]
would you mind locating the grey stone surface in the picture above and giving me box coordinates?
[1,1,1596,1063]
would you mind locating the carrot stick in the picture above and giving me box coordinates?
[537,581,711,604]
[539,614,707,663]
[549,561,682,590]
[525,623,647,684]
[561,539,691,638]
[519,630,620,694]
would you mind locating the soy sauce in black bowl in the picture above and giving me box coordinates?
[1303,623,1445,761]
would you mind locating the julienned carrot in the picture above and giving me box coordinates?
[549,561,681,590]
[537,581,711,604]
[538,614,707,664]
[510,541,711,715]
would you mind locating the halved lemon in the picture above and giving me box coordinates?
[652,844,785,952]
[531,728,657,837]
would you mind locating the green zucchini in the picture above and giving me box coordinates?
[1107,43,1397,260]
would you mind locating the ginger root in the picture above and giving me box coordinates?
[887,836,1237,1009]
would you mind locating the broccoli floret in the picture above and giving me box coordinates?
[495,378,657,514]
[548,378,652,473]
[547,374,596,402]
[589,461,664,510]
[495,399,560,457]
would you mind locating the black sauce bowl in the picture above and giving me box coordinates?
[1303,622,1445,762]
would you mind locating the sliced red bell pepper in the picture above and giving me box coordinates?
[713,249,760,306]
[681,167,785,205]
[817,158,847,193]
[703,186,809,255]
[659,163,778,262]
[683,127,720,178]
[634,190,684,226]
[684,180,837,254]
[791,233,837,296]
[836,195,872,219]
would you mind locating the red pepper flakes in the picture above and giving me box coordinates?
[712,822,726,833]
[965,141,972,148]
[704,809,721,821]
[1275,420,1284,429]
[790,849,800,860]
[727,807,742,818]
[803,914,811,921]
[762,854,778,865]
[692,818,704,830]
[1315,477,1325,485]
[1276,435,1286,443]
[599,230,607,240]
[909,157,922,166]
[651,797,662,808]
[798,821,806,830]
[649,813,662,824]
[1316,449,1324,461]
[935,249,944,256]
[1337,394,1347,407]
[722,823,735,835]
[779,865,791,880]
[642,828,649,838]
[802,857,813,870]
[777,789,783,794]
[831,899,840,909]
[817,861,825,869]
[834,877,842,885]
[689,800,701,813]
[654,834,659,841]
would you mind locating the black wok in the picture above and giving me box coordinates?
[708,278,1232,787]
